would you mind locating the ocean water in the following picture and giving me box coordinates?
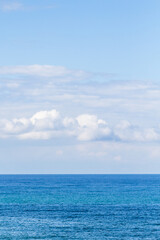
[0,175,160,239]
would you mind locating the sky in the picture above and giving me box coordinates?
[1,0,160,173]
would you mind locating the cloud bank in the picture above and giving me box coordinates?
[1,64,160,144]
[0,109,159,142]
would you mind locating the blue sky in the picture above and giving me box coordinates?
[1,0,160,173]
[1,0,160,80]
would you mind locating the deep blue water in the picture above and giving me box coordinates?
[0,174,160,239]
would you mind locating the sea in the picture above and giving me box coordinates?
[0,174,160,239]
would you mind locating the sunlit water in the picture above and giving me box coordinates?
[0,174,160,239]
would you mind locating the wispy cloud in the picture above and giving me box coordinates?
[0,1,58,12]
[0,65,90,80]
[0,1,23,11]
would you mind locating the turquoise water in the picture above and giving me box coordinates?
[0,174,160,239]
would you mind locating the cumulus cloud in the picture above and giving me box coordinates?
[0,109,160,142]
[76,114,111,141]
[30,109,60,130]
[0,109,60,139]
[114,121,159,142]
[0,65,89,80]
[0,118,30,135]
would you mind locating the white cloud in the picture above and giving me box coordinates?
[114,121,160,142]
[1,1,23,11]
[76,114,111,141]
[1,67,160,143]
[0,65,89,80]
[19,131,54,140]
[2,67,160,129]
[0,1,57,12]
[0,109,159,143]
[0,118,30,135]
[30,109,60,130]
[133,128,159,142]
